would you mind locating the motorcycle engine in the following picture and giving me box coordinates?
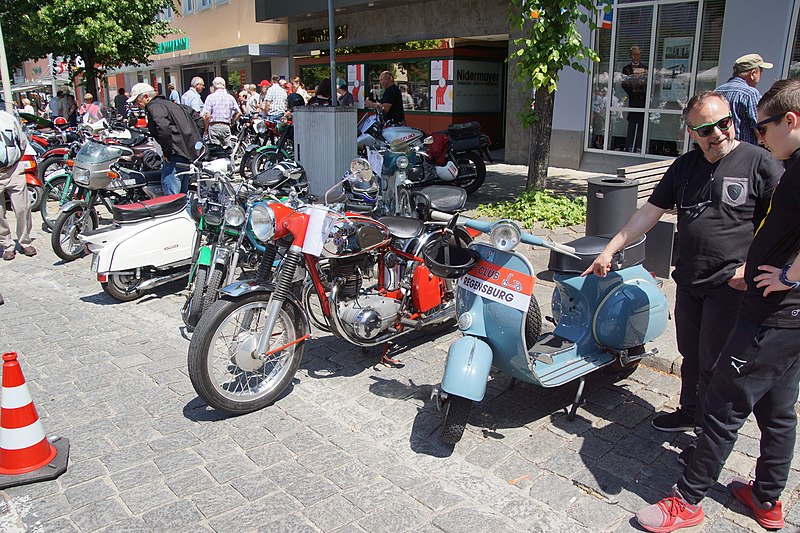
[327,255,373,298]
[338,295,402,341]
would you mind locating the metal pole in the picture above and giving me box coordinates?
[328,0,337,106]
[0,19,15,112]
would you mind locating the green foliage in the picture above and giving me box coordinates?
[476,189,586,229]
[334,40,444,56]
[0,0,51,71]
[227,71,242,92]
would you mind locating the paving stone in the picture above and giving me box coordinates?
[190,484,247,519]
[70,498,130,532]
[246,442,295,467]
[96,517,157,533]
[165,467,218,498]
[432,506,513,533]
[57,458,108,489]
[229,472,282,501]
[204,453,258,484]
[357,495,432,533]
[284,474,340,506]
[120,482,178,515]
[39,517,80,533]
[153,449,205,477]
[408,480,464,512]
[141,499,203,531]
[24,493,72,524]
[64,478,117,509]
[256,513,322,533]
[528,473,583,512]
[572,466,627,504]
[209,492,303,533]
[343,477,405,513]
[110,462,162,492]
[540,447,595,478]
[325,461,379,490]
[566,494,628,530]
[304,494,365,531]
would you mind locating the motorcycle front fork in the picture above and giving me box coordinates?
[254,246,302,358]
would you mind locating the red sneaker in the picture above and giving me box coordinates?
[635,486,705,532]
[728,477,784,530]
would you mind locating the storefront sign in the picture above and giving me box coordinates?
[347,64,365,108]
[297,25,348,45]
[154,37,190,55]
[430,60,453,113]
[453,60,503,113]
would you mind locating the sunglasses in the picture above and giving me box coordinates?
[688,115,733,137]
[680,172,714,212]
[755,112,785,136]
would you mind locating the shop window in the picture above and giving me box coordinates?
[215,0,229,4]
[298,65,346,96]
[366,62,430,111]
[198,0,211,10]
[183,0,194,15]
[789,12,800,78]
[695,0,725,92]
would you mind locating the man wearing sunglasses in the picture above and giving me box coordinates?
[634,79,800,533]
[584,90,782,460]
[715,53,773,146]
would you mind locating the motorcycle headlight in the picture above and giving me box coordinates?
[490,221,521,251]
[254,121,267,134]
[224,205,245,227]
[73,168,90,185]
[396,156,409,169]
[250,203,276,241]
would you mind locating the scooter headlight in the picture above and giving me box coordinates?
[254,120,267,134]
[224,205,246,227]
[250,203,276,241]
[396,156,409,169]
[490,221,521,251]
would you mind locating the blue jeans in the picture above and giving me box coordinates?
[161,155,191,196]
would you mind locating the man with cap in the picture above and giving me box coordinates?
[128,82,202,196]
[203,77,240,149]
[181,77,205,113]
[715,54,773,146]
[257,80,270,117]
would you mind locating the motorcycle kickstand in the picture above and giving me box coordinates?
[377,341,401,367]
[566,377,586,421]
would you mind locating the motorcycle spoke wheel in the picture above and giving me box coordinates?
[188,294,305,414]
[202,268,225,312]
[453,152,486,195]
[51,206,96,261]
[40,176,70,230]
[250,150,283,177]
[440,395,472,444]
[102,274,144,302]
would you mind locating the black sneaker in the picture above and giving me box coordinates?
[652,408,695,432]
[677,443,696,466]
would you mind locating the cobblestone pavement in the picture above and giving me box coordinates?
[1,188,799,532]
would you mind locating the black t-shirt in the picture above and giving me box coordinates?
[380,84,404,124]
[742,157,800,327]
[648,143,782,288]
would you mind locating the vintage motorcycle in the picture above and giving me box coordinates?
[187,158,472,414]
[426,214,670,444]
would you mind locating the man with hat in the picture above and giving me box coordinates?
[715,53,773,145]
[257,80,270,117]
[128,82,202,196]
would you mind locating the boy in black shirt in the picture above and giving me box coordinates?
[635,78,800,532]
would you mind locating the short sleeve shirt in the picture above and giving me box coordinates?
[648,142,782,288]
[380,84,404,123]
[266,85,287,116]
[203,90,239,123]
[181,88,203,113]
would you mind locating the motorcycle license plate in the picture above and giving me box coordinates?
[90,252,99,272]
[458,259,534,311]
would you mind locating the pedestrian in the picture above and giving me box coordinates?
[245,84,259,116]
[400,85,414,110]
[337,84,354,107]
[0,110,36,261]
[291,77,310,104]
[621,45,648,152]
[66,94,78,126]
[279,78,293,95]
[365,71,404,125]
[583,91,783,459]
[262,75,288,121]
[57,91,68,119]
[181,76,205,113]
[48,90,63,119]
[80,93,103,124]
[20,98,34,115]
[202,77,241,149]
[114,88,128,119]
[167,83,180,104]
[308,79,333,106]
[715,53,773,146]
[128,82,202,196]
[634,78,800,533]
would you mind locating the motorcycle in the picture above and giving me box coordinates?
[356,109,489,194]
[186,158,472,414]
[426,214,670,444]
[240,119,293,179]
[1,151,40,213]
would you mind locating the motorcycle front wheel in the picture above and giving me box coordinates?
[102,273,144,302]
[453,151,486,195]
[188,293,305,414]
[51,205,98,261]
[185,266,208,328]
[440,395,472,444]
[40,176,72,230]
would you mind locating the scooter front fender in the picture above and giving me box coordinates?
[441,336,493,402]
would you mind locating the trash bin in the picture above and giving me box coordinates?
[585,177,638,237]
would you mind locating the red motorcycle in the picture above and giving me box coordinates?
[187,162,473,414]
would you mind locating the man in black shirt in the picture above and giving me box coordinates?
[584,92,782,441]
[633,79,800,533]
[365,71,404,125]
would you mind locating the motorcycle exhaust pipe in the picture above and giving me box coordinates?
[400,305,454,331]
[136,270,189,291]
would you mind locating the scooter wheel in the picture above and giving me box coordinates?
[28,185,43,212]
[102,274,144,302]
[440,395,472,445]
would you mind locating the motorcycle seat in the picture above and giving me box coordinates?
[112,194,187,224]
[414,185,466,213]
[378,216,424,240]
[548,235,646,274]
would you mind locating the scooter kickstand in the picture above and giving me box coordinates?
[566,377,586,421]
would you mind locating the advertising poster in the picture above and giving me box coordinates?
[661,37,692,103]
[430,60,453,113]
[452,60,503,113]
[347,64,365,109]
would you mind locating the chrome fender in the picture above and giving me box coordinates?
[218,280,310,339]
[60,199,89,213]
[440,336,493,402]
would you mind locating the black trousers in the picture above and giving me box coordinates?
[625,111,645,152]
[675,283,744,426]
[677,319,800,504]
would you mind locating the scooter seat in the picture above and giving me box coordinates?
[378,216,424,240]
[548,235,646,274]
[112,194,187,224]
[414,185,466,213]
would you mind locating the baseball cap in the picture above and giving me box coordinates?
[734,54,773,73]
[127,82,155,103]
[278,79,287,86]
[258,79,270,87]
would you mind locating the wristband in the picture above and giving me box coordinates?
[778,265,800,289]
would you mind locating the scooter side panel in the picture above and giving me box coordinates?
[441,336,493,402]
[104,214,196,272]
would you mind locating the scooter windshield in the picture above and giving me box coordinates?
[76,141,125,164]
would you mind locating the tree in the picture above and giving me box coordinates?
[35,0,175,97]
[508,0,603,189]
[0,1,51,72]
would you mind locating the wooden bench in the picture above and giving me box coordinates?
[617,158,677,278]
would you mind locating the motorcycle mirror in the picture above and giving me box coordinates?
[194,141,203,150]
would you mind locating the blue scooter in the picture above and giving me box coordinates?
[424,214,670,444]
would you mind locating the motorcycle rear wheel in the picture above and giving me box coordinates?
[249,149,285,178]
[188,293,305,414]
[51,205,98,261]
[440,395,472,444]
[453,151,486,195]
[102,274,144,302]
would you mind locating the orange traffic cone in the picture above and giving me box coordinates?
[0,352,69,488]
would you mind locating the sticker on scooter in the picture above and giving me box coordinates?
[458,259,534,311]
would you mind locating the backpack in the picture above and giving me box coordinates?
[0,113,23,169]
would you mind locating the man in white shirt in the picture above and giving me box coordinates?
[181,77,205,113]
[0,110,35,260]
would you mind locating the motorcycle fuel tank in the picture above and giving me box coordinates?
[381,126,425,147]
